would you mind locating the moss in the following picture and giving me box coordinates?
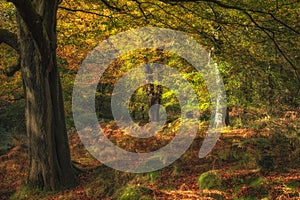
[198,171,222,190]
[9,185,50,200]
[286,179,300,190]
[118,185,154,200]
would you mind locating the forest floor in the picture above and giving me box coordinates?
[0,111,300,199]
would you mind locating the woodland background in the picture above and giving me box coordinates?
[0,0,299,199]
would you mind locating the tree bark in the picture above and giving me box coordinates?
[8,0,77,190]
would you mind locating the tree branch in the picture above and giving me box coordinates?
[101,0,123,12]
[0,29,19,52]
[7,0,52,66]
[132,0,150,22]
[58,6,111,18]
[161,0,299,35]
[243,11,299,81]
[0,29,21,76]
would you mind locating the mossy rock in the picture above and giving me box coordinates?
[231,177,269,199]
[198,171,222,190]
[258,154,274,173]
[118,185,154,200]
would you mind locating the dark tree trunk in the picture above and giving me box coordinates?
[144,59,162,122]
[225,107,230,126]
[149,84,162,121]
[8,0,77,190]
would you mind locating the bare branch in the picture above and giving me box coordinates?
[266,12,299,35]
[58,6,111,18]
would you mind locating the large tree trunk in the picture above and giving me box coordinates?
[11,0,77,190]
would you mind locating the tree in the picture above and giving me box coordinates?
[143,56,163,122]
[1,0,77,190]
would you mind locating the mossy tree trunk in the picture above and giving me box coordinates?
[7,0,77,190]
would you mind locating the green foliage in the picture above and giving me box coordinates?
[249,177,266,188]
[94,49,211,122]
[1,0,293,135]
